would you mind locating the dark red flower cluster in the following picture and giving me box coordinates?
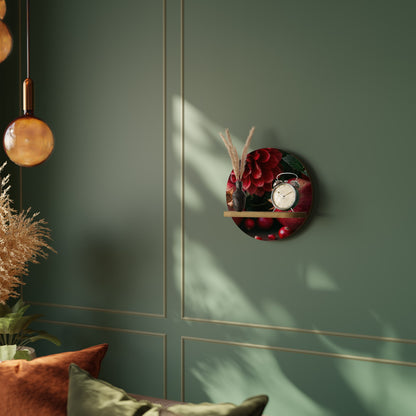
[227,148,282,196]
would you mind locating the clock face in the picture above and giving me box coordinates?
[271,182,298,210]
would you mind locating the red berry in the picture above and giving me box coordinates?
[257,217,274,230]
[268,234,277,240]
[244,218,256,230]
[233,217,243,226]
[255,235,263,240]
[278,226,292,239]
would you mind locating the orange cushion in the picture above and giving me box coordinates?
[0,343,108,416]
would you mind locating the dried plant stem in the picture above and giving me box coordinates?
[239,126,255,181]
[0,163,54,304]
[219,126,255,181]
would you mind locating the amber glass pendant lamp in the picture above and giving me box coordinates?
[0,0,13,63]
[3,0,54,167]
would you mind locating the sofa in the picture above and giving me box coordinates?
[0,344,269,416]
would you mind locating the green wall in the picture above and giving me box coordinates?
[1,1,415,414]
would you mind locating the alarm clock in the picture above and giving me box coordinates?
[271,172,300,211]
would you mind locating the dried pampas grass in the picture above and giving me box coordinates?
[0,163,54,304]
[219,127,255,181]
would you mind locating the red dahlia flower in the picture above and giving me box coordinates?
[227,148,282,197]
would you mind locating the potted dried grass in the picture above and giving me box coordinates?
[0,163,60,360]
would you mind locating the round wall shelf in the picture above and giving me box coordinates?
[225,147,313,240]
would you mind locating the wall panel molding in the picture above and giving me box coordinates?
[182,336,416,367]
[26,0,167,319]
[182,317,416,345]
[178,0,415,347]
[40,319,167,398]
[180,335,416,400]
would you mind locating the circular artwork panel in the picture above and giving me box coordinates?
[226,148,313,240]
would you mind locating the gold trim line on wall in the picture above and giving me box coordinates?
[162,0,167,320]
[180,0,186,320]
[30,301,167,319]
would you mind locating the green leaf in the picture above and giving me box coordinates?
[13,349,32,361]
[10,298,27,314]
[0,314,41,334]
[0,344,17,360]
[0,303,11,316]
[24,331,61,346]
[0,315,28,333]
[281,154,307,176]
[0,318,12,333]
[0,299,60,348]
[13,314,43,333]
[15,305,31,317]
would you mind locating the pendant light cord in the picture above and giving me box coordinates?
[26,0,30,79]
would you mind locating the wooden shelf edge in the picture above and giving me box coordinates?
[224,211,307,218]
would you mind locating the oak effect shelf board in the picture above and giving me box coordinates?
[223,211,307,218]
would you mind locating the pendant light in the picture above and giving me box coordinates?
[3,0,54,167]
[0,0,13,63]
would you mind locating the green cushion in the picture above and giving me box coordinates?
[67,363,268,416]
[167,395,268,416]
[67,363,158,416]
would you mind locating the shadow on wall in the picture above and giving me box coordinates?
[172,97,416,415]
[188,339,416,416]
[79,222,163,313]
